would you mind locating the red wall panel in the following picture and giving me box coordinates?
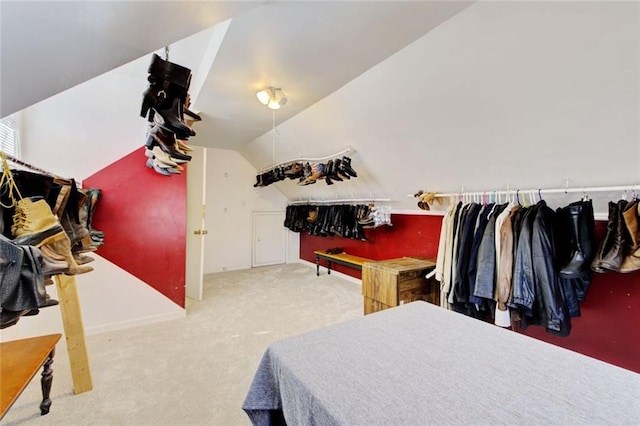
[300,213,640,373]
[83,147,186,307]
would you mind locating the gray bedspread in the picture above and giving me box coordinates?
[243,301,640,425]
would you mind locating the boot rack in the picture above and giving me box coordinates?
[258,146,353,173]
[3,153,92,395]
[412,183,640,203]
[288,197,391,206]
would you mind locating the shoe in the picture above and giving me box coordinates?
[141,54,195,138]
[42,235,94,275]
[11,197,67,247]
[146,158,171,176]
[598,199,629,272]
[620,200,640,273]
[341,156,358,178]
[148,123,192,162]
[176,139,193,153]
[145,144,178,167]
[559,200,595,278]
[39,248,70,276]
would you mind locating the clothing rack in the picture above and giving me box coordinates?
[259,146,353,173]
[410,183,640,201]
[288,198,390,206]
[2,151,54,176]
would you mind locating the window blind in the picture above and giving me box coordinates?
[0,114,19,157]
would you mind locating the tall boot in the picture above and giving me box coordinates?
[141,54,195,138]
[591,201,618,273]
[599,199,629,272]
[620,199,640,273]
[560,200,595,278]
[42,233,93,275]
[148,123,192,162]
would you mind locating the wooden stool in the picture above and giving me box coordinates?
[0,333,62,420]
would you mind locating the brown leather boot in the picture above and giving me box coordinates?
[42,234,93,275]
[592,201,618,272]
[620,200,640,273]
[599,199,629,272]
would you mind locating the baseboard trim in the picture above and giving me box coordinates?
[84,310,186,336]
[297,259,362,286]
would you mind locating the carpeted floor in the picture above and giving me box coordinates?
[2,263,362,425]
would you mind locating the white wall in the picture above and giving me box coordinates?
[241,1,639,217]
[202,147,295,274]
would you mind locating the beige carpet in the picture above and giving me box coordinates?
[2,263,362,425]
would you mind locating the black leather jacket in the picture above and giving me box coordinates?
[510,201,571,336]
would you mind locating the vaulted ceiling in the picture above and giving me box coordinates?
[1,1,472,149]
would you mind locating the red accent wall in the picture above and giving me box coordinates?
[83,147,186,307]
[301,213,640,373]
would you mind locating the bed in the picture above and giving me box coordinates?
[243,301,640,425]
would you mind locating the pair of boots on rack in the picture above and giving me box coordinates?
[141,53,199,176]
[11,196,94,276]
[591,198,640,273]
[296,157,358,186]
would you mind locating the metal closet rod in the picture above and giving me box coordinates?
[288,198,391,205]
[409,184,640,199]
[259,146,353,173]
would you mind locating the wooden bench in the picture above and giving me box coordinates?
[314,251,374,276]
[0,333,62,420]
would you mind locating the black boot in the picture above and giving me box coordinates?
[324,160,334,185]
[148,124,192,162]
[342,156,358,178]
[559,200,595,278]
[141,54,195,138]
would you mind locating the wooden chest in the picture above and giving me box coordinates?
[362,257,438,315]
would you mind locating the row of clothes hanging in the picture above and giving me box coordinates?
[435,198,601,337]
[0,157,103,329]
[284,203,391,240]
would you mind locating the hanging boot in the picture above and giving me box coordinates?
[42,234,93,275]
[559,200,595,278]
[620,199,640,273]
[599,199,629,272]
[341,156,358,178]
[592,202,617,272]
[148,123,192,163]
[141,54,195,138]
[11,196,67,247]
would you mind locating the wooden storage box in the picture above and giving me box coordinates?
[362,257,438,315]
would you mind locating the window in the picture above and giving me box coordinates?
[0,114,20,157]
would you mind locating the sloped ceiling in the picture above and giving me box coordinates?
[241,1,640,214]
[192,1,473,149]
[0,1,262,117]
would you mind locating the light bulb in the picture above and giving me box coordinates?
[267,100,281,110]
[256,90,271,105]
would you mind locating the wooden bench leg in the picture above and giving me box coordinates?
[316,255,320,276]
[327,261,332,275]
[39,348,55,415]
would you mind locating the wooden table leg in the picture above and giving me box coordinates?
[39,348,54,415]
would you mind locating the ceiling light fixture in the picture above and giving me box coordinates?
[256,87,288,110]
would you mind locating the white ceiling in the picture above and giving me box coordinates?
[192,1,473,149]
[0,1,472,149]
